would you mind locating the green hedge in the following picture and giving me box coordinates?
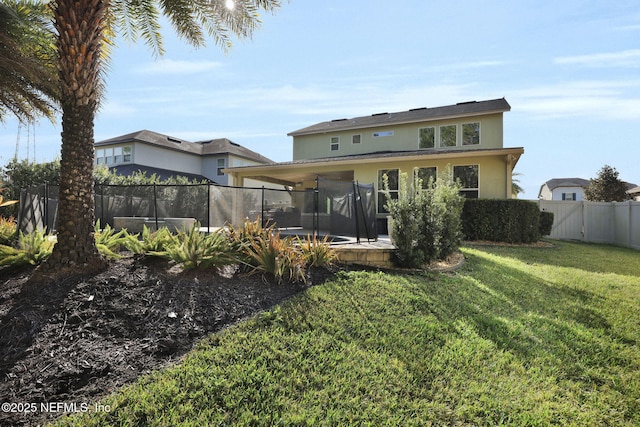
[539,211,554,236]
[462,199,549,244]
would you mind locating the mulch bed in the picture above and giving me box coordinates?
[0,255,333,426]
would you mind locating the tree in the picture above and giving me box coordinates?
[0,0,58,123]
[584,165,629,202]
[44,0,282,276]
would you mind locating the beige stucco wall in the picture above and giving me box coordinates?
[352,154,509,200]
[292,113,504,161]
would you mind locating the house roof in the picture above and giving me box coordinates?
[95,130,274,164]
[197,138,274,164]
[542,178,591,191]
[288,98,511,136]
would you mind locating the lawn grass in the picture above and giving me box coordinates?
[52,240,640,426]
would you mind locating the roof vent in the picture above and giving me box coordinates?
[167,137,182,144]
[456,100,477,105]
[371,112,388,116]
[409,107,427,111]
[331,118,347,122]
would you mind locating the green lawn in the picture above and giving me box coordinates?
[53,241,640,426]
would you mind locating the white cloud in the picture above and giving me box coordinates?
[508,80,640,120]
[133,59,225,75]
[555,49,640,68]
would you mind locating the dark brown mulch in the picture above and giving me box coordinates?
[0,255,334,427]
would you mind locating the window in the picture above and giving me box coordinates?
[373,130,394,137]
[352,134,361,144]
[113,146,123,164]
[453,165,479,198]
[562,192,577,201]
[378,169,399,213]
[123,146,132,162]
[419,127,435,149]
[462,122,480,145]
[217,158,225,176]
[439,125,457,147]
[95,145,132,165]
[416,167,437,188]
[330,136,340,151]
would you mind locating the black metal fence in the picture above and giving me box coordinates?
[18,179,378,242]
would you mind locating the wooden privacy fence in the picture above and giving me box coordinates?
[538,200,640,250]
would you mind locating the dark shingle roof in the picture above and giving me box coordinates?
[197,138,274,164]
[288,98,511,136]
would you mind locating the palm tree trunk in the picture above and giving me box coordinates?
[44,0,107,274]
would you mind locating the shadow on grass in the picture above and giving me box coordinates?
[421,249,636,384]
[464,240,640,277]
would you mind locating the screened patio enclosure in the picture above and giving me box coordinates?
[18,178,378,243]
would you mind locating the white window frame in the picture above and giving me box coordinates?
[439,124,457,148]
[330,136,340,151]
[453,164,479,198]
[419,127,435,149]
[462,122,481,146]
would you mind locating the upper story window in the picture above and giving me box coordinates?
[330,136,340,151]
[217,158,225,176]
[439,125,457,147]
[373,130,394,137]
[95,145,132,165]
[419,127,435,149]
[462,122,480,145]
[352,134,361,144]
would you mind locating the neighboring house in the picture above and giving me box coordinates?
[94,130,274,185]
[628,186,640,201]
[225,98,524,231]
[538,178,590,201]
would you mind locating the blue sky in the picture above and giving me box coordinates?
[1,0,639,197]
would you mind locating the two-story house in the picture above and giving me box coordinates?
[538,178,590,201]
[94,129,274,185]
[225,98,524,230]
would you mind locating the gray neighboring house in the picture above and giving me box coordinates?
[94,130,274,185]
[538,178,590,201]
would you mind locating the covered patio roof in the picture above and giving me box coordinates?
[224,147,524,187]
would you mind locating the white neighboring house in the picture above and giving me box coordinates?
[627,186,640,201]
[94,130,274,185]
[538,178,590,201]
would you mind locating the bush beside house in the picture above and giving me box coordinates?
[462,199,553,243]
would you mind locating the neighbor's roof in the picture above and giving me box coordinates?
[106,163,209,182]
[288,98,511,136]
[197,138,274,164]
[95,130,274,164]
[542,178,591,191]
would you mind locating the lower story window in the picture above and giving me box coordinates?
[378,168,398,213]
[453,164,479,198]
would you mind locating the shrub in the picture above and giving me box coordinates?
[539,211,554,236]
[383,166,464,268]
[123,225,176,257]
[0,229,55,267]
[163,224,233,270]
[246,232,307,284]
[0,216,17,245]
[462,199,542,243]
[296,234,338,268]
[95,221,128,259]
[224,218,276,269]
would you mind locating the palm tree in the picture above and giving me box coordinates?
[44,0,282,275]
[0,0,58,123]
